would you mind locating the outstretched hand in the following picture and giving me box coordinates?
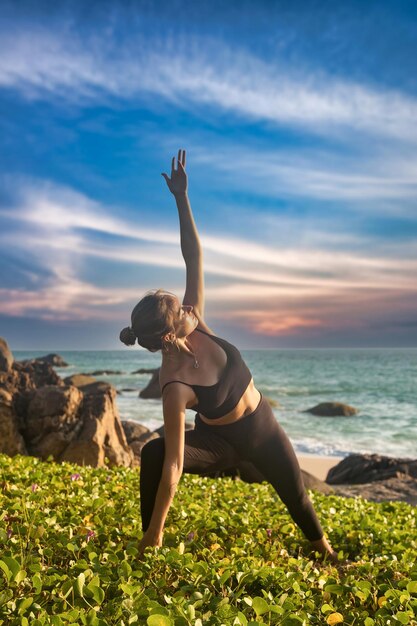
[162,149,188,196]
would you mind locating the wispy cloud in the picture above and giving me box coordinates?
[1,27,417,144]
[1,177,416,337]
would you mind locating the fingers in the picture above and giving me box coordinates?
[161,173,170,183]
[170,149,186,174]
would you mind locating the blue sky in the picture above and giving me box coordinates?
[1,0,417,350]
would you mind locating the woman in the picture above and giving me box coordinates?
[120,149,339,562]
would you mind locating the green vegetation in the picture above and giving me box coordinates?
[0,453,416,625]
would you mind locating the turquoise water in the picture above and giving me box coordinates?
[14,348,417,459]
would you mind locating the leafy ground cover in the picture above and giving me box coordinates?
[0,453,416,625]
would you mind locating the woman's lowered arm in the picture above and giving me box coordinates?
[162,149,204,316]
[138,386,186,555]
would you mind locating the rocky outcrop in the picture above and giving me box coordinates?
[132,368,158,375]
[331,475,417,506]
[0,338,13,372]
[304,402,358,417]
[63,374,98,388]
[0,387,27,456]
[122,420,159,459]
[326,453,417,484]
[24,385,84,459]
[34,353,68,367]
[60,383,133,468]
[0,339,134,469]
[139,369,161,399]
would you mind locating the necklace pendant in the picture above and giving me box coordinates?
[193,360,199,369]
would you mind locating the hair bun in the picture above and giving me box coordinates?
[119,326,137,346]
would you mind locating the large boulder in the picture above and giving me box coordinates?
[0,340,135,469]
[35,353,68,367]
[304,402,358,417]
[24,385,84,458]
[63,374,98,388]
[326,453,417,484]
[0,337,13,372]
[0,387,27,456]
[139,369,161,399]
[60,383,134,468]
[331,475,417,506]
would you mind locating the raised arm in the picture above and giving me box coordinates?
[162,149,205,317]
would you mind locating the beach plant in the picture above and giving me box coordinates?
[0,452,416,625]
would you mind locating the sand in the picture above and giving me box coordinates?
[297,454,344,482]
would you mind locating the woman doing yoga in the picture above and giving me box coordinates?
[120,149,339,562]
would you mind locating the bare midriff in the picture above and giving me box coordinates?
[198,378,262,426]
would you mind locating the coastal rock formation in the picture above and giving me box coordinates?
[0,387,27,456]
[24,385,84,459]
[304,402,358,417]
[331,475,417,506]
[0,337,13,372]
[139,368,161,399]
[34,353,68,367]
[326,453,417,484]
[122,420,159,458]
[132,368,158,375]
[63,374,98,388]
[60,383,134,468]
[0,339,134,469]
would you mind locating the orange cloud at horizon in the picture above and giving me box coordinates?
[221,310,326,336]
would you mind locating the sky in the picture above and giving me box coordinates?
[1,0,417,350]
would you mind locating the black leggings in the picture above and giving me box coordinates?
[140,394,324,542]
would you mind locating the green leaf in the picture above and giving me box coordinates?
[407,581,417,594]
[146,616,173,626]
[395,612,411,625]
[324,584,344,596]
[74,572,85,598]
[252,597,269,616]
[88,585,105,605]
[32,573,42,594]
[1,556,21,581]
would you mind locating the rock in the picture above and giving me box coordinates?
[0,387,27,456]
[0,338,13,372]
[64,374,98,388]
[121,388,137,392]
[139,369,161,399]
[304,402,358,417]
[59,384,134,468]
[80,381,113,395]
[326,453,417,484]
[301,471,334,494]
[331,475,417,506]
[24,385,84,458]
[122,420,151,442]
[0,352,134,468]
[132,368,159,375]
[153,421,195,437]
[35,353,68,367]
[130,433,160,458]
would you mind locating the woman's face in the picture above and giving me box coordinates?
[171,297,198,338]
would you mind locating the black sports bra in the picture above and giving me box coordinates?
[160,328,253,419]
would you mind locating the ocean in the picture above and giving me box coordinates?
[14,348,417,460]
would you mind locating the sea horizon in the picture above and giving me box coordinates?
[12,347,417,461]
